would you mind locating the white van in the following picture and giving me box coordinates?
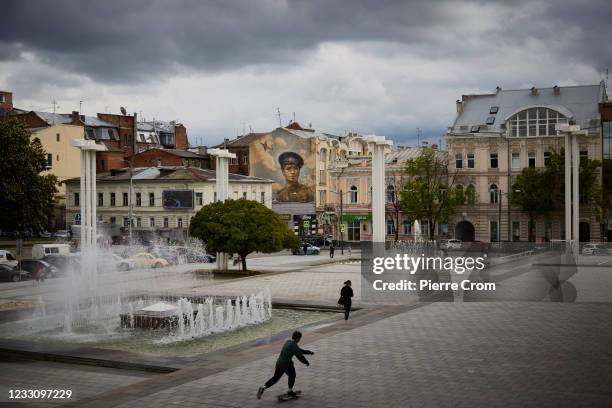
[31,244,71,260]
[0,250,18,268]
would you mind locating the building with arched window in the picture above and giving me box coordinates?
[446,83,607,242]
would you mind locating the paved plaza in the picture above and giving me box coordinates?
[0,252,611,407]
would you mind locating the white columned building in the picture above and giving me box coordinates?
[209,148,236,269]
[71,139,106,290]
[366,135,393,243]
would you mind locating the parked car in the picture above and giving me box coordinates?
[150,248,180,265]
[19,259,59,278]
[53,230,70,239]
[0,264,31,282]
[129,253,169,269]
[292,243,321,255]
[39,231,52,238]
[440,239,462,250]
[175,247,215,263]
[43,254,81,274]
[100,253,135,271]
[582,243,612,255]
[0,250,18,268]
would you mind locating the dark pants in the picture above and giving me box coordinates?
[330,250,334,258]
[344,303,351,320]
[265,365,296,389]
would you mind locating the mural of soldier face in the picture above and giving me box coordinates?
[282,163,300,184]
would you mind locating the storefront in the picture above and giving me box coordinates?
[340,214,371,241]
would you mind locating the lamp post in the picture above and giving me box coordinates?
[490,188,520,243]
[121,160,134,245]
[329,189,348,255]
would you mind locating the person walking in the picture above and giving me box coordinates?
[340,280,353,320]
[329,244,335,258]
[257,331,314,400]
[302,242,308,255]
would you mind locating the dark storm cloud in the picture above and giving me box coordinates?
[2,0,609,84]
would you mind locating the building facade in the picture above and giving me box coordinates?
[64,167,273,242]
[446,84,607,243]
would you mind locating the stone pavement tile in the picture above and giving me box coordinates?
[109,302,612,408]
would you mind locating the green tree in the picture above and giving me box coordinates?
[510,168,552,239]
[400,147,463,240]
[189,199,299,271]
[0,118,57,235]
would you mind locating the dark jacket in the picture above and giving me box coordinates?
[276,340,313,368]
[340,285,353,305]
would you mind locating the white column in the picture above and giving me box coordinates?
[365,135,393,243]
[572,134,580,254]
[209,148,236,269]
[565,133,572,252]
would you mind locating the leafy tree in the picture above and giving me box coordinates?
[385,173,407,242]
[510,168,552,238]
[189,199,299,271]
[0,118,57,235]
[400,147,463,240]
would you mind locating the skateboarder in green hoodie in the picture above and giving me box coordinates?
[257,331,314,400]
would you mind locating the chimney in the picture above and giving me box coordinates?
[431,143,438,150]
[531,87,538,96]
[223,138,229,149]
[71,111,84,126]
[456,100,463,113]
[553,85,560,95]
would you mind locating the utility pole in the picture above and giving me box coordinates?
[276,108,282,127]
[416,128,421,146]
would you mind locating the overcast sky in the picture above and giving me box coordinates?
[1,0,610,146]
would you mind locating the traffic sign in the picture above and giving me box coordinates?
[340,223,346,233]
[303,220,310,229]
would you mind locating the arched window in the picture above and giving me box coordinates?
[456,184,464,204]
[349,185,358,203]
[340,150,347,160]
[489,184,499,204]
[466,185,476,205]
[508,108,566,137]
[386,185,395,203]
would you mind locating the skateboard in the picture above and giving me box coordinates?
[276,390,301,401]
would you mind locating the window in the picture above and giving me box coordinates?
[466,185,476,205]
[74,192,80,206]
[544,151,551,166]
[467,153,475,168]
[545,221,552,241]
[349,186,358,204]
[98,192,103,206]
[455,154,463,169]
[470,125,480,133]
[486,116,495,125]
[421,220,429,236]
[110,193,116,206]
[509,108,566,137]
[490,153,498,169]
[123,217,130,228]
[512,221,520,242]
[122,192,128,207]
[242,192,247,199]
[490,221,499,242]
[149,192,155,206]
[319,169,325,182]
[490,106,499,114]
[196,192,203,205]
[46,154,52,168]
[261,191,265,204]
[56,133,60,142]
[580,150,588,164]
[528,220,536,242]
[386,185,395,203]
[242,155,248,165]
[386,219,396,235]
[490,184,499,204]
[178,218,183,228]
[604,121,612,160]
[136,217,142,228]
[163,217,169,228]
[136,193,142,206]
[110,217,116,225]
[348,221,360,241]
[214,192,218,202]
[512,152,520,168]
[150,217,155,227]
[528,151,536,168]
[319,190,326,204]
[402,220,412,235]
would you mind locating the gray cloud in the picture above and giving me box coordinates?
[2,0,609,83]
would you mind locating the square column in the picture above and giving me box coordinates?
[209,148,237,269]
[365,135,393,243]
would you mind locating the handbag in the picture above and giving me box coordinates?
[337,296,345,306]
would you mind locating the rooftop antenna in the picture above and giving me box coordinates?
[416,127,421,146]
[79,100,83,115]
[293,112,296,123]
[606,68,609,90]
[276,107,282,127]
[52,99,58,114]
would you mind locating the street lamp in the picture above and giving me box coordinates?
[329,189,349,255]
[490,188,520,243]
